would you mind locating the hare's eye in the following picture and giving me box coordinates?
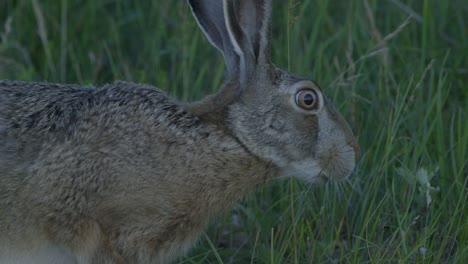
[295,89,318,110]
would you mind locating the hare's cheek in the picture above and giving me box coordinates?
[263,111,287,135]
[269,118,285,131]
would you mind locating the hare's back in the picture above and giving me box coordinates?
[0,80,94,168]
[0,80,181,137]
[0,80,96,134]
[0,80,193,177]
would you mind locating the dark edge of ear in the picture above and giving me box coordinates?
[187,0,240,77]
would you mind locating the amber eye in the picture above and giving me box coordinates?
[295,89,318,110]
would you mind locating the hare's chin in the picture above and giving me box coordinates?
[280,159,327,184]
[305,174,329,184]
[279,153,356,184]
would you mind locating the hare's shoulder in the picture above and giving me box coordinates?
[97,81,201,134]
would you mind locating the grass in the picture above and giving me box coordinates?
[1,0,467,263]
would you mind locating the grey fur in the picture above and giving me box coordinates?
[0,0,359,263]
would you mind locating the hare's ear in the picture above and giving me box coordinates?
[187,0,240,77]
[188,0,272,87]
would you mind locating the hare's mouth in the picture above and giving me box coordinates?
[279,154,355,184]
[280,159,332,184]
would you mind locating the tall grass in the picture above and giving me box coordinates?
[1,0,466,263]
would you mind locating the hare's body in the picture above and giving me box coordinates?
[0,0,360,263]
[0,80,275,263]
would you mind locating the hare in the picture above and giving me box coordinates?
[0,0,360,263]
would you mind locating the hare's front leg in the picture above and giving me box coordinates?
[66,226,125,264]
[88,244,126,264]
[49,219,124,264]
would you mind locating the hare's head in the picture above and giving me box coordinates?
[188,0,360,183]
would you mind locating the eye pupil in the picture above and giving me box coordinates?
[304,94,314,105]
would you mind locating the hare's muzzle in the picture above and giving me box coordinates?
[311,101,360,182]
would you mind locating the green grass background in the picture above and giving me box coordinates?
[0,0,466,263]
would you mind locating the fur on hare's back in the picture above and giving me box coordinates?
[0,80,276,263]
